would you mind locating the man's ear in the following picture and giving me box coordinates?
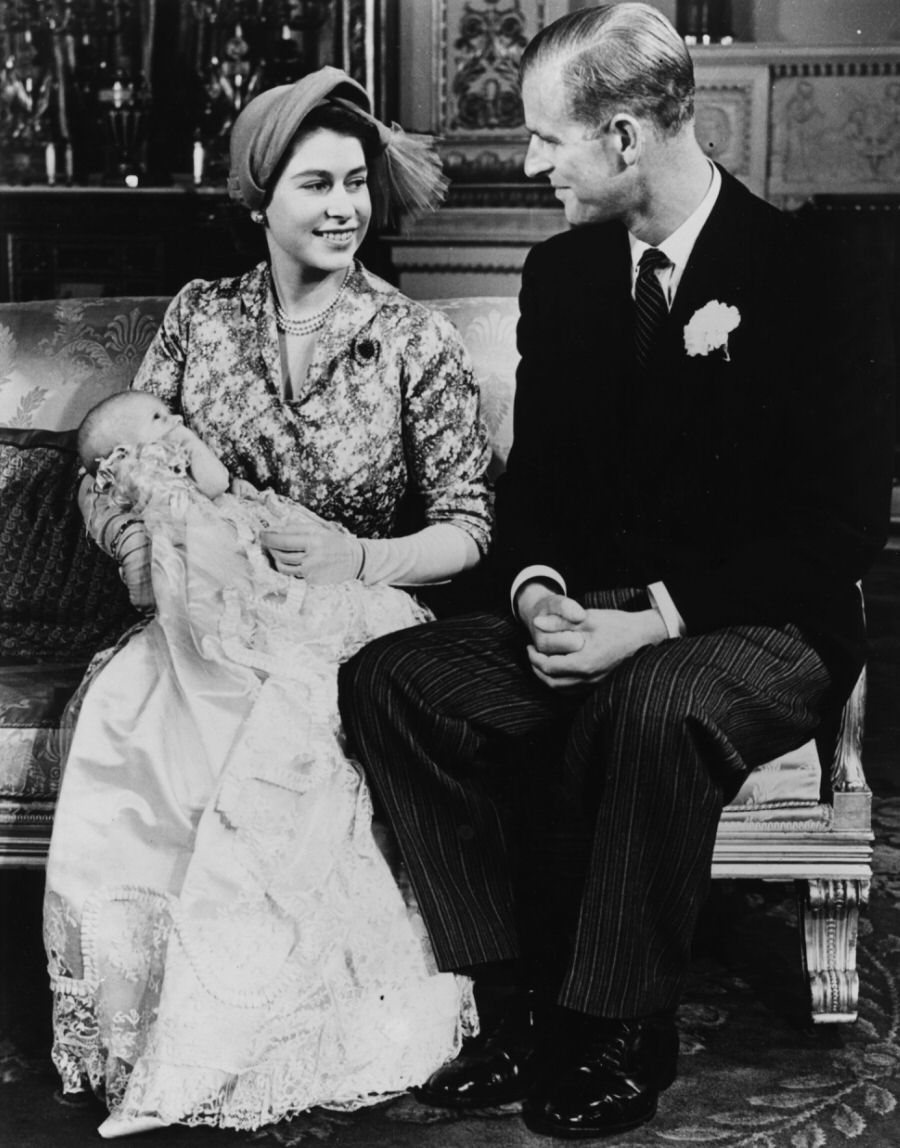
[608,113,642,166]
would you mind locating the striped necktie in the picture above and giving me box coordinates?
[634,246,670,368]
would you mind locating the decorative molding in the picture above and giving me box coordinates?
[444,182,558,208]
[392,259,527,274]
[771,59,900,79]
[693,64,770,195]
[688,45,900,67]
[799,878,870,1023]
[393,205,564,243]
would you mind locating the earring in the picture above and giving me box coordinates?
[250,210,266,225]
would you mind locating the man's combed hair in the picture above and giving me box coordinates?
[520,2,695,137]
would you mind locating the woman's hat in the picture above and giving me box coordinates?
[227,65,446,223]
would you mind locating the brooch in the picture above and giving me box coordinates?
[352,337,380,365]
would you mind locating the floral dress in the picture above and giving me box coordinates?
[42,262,492,1137]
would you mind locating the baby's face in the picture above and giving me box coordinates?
[123,395,180,445]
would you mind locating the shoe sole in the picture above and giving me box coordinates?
[412,1082,531,1110]
[522,1098,658,1139]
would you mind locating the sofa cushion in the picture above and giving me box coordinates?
[0,296,169,430]
[429,298,518,474]
[0,427,140,662]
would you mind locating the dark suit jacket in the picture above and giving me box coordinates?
[479,168,894,701]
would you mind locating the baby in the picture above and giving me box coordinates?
[77,390,232,499]
[77,391,347,611]
[78,391,262,610]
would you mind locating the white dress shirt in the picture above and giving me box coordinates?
[512,162,723,636]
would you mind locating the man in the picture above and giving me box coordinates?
[338,3,894,1139]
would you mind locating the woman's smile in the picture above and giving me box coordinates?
[315,227,357,247]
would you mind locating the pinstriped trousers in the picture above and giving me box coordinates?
[338,592,832,1018]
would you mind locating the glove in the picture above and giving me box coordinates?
[230,477,261,500]
[259,522,365,585]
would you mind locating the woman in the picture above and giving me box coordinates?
[43,66,492,1138]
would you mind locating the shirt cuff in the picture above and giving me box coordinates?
[510,565,567,618]
[648,581,686,639]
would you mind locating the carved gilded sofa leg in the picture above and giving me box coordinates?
[798,877,870,1023]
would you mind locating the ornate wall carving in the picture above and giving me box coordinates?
[428,0,567,187]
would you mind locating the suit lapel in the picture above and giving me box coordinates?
[633,170,755,482]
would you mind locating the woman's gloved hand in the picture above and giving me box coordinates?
[229,476,260,500]
[259,523,364,584]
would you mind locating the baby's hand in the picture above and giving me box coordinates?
[230,477,260,500]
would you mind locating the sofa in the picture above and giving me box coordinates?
[0,293,872,1023]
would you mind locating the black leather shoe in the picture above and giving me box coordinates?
[414,994,540,1108]
[522,1014,678,1138]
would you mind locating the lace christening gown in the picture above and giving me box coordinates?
[43,443,476,1137]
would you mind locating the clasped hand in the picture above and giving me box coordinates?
[259,523,364,584]
[521,591,668,694]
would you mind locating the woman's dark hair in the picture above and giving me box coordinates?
[262,102,387,218]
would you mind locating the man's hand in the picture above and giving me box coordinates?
[260,524,364,584]
[522,591,668,694]
[517,586,588,654]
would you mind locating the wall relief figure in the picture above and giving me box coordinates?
[771,70,900,195]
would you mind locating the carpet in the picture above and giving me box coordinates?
[2,805,899,1148]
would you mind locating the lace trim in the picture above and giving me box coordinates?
[105,992,476,1131]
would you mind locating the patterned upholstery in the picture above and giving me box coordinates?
[0,430,139,660]
[0,297,169,430]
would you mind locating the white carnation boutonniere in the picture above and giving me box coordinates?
[684,301,741,361]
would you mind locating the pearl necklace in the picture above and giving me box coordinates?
[271,268,351,337]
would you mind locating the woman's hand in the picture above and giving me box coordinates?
[259,524,364,584]
[230,477,260,500]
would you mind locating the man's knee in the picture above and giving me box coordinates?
[339,627,411,726]
[596,650,699,744]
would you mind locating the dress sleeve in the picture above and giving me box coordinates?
[400,307,494,554]
[131,283,202,412]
